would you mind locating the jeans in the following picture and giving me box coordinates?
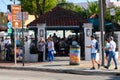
[48,50,54,61]
[107,51,117,67]
[6,49,11,61]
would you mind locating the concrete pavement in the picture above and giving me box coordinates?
[0,57,120,75]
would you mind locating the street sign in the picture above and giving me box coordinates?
[7,28,12,33]
[12,21,22,28]
[8,13,12,21]
[7,22,12,28]
[16,12,28,20]
[11,5,21,28]
[110,8,115,16]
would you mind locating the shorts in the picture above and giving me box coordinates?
[105,50,110,57]
[91,53,96,60]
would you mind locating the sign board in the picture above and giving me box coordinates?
[110,8,115,16]
[7,28,12,33]
[8,13,12,21]
[7,22,12,28]
[11,5,22,28]
[16,12,28,20]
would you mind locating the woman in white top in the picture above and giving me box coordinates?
[47,37,55,61]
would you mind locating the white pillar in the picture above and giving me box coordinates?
[83,23,93,61]
[37,24,46,61]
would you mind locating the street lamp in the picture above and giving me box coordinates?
[110,8,115,36]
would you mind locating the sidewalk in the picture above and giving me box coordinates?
[0,57,120,75]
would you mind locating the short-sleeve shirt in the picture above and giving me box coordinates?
[105,42,110,49]
[48,41,54,51]
[109,40,116,52]
[91,39,97,53]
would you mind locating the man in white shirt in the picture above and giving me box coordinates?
[86,35,100,70]
[104,36,118,69]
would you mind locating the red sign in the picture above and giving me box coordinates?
[8,13,12,21]
[11,5,21,28]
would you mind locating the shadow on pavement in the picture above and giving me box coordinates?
[106,75,120,80]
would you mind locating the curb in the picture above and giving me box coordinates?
[0,66,120,76]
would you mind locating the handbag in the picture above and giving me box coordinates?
[51,50,56,54]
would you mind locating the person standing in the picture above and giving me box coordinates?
[16,37,21,47]
[104,38,110,66]
[37,38,46,62]
[30,38,37,54]
[104,36,118,69]
[5,36,12,61]
[47,37,55,61]
[86,35,100,70]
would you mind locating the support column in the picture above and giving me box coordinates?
[37,24,46,61]
[83,23,93,61]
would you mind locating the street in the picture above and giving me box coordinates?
[0,69,120,80]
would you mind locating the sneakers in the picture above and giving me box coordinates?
[90,67,95,70]
[98,64,100,69]
[90,64,100,70]
[104,66,118,69]
[114,67,118,70]
[104,66,109,69]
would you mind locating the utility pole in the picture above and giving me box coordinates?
[21,0,25,66]
[99,0,105,66]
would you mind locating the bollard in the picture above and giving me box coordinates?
[69,45,80,65]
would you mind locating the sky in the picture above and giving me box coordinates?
[0,0,99,12]
[1,0,117,13]
[0,0,20,12]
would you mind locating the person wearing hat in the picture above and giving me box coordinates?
[86,35,100,70]
[104,36,118,69]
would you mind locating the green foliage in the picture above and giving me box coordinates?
[105,7,120,24]
[18,0,36,14]
[57,3,74,10]
[114,8,120,23]
[18,0,57,18]
[57,3,86,17]
[44,0,57,13]
[57,0,66,3]
[86,1,99,17]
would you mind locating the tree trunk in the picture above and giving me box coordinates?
[36,0,42,17]
[42,0,46,14]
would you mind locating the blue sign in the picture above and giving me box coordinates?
[7,22,12,28]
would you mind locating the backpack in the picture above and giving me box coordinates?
[95,41,99,50]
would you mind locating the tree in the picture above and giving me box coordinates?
[18,0,57,18]
[57,0,66,3]
[86,1,99,18]
[57,2,86,17]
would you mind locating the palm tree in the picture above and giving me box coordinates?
[86,1,99,18]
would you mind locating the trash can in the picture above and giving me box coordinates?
[69,45,80,65]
